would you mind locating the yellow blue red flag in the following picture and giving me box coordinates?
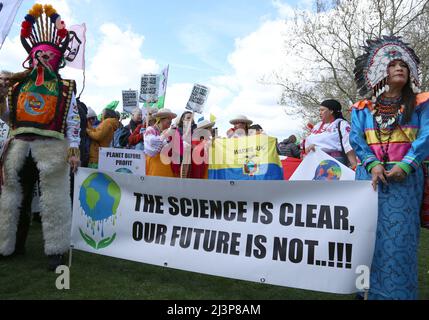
[209,135,283,180]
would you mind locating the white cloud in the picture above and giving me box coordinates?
[0,36,25,72]
[178,26,225,73]
[202,19,304,140]
[272,0,296,19]
[0,0,308,141]
[272,0,313,19]
[34,0,75,25]
[164,82,194,116]
[73,23,160,113]
[87,23,158,87]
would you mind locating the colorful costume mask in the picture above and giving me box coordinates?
[0,4,79,263]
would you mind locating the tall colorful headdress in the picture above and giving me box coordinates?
[20,4,69,71]
[354,36,421,99]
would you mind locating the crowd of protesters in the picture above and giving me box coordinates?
[1,30,429,301]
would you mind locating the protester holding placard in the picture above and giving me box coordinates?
[171,111,196,178]
[128,107,158,150]
[125,107,143,135]
[350,36,429,300]
[86,107,100,128]
[226,115,253,138]
[303,100,357,168]
[191,118,216,179]
[144,108,177,177]
[87,109,120,169]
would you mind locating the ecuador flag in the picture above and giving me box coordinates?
[209,135,283,180]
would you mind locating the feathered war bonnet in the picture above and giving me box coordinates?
[20,3,70,72]
[354,36,421,100]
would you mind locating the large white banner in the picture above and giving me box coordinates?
[98,148,146,176]
[0,0,23,50]
[72,168,377,294]
[291,148,355,181]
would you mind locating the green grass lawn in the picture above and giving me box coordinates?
[0,223,428,300]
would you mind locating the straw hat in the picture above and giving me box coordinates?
[197,119,216,130]
[155,108,177,120]
[230,115,253,125]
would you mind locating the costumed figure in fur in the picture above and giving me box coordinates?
[0,4,81,271]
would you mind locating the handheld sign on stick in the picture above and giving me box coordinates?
[122,90,139,114]
[186,84,210,114]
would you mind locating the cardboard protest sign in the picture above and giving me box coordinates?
[140,74,160,103]
[122,90,139,113]
[98,148,146,176]
[186,84,210,114]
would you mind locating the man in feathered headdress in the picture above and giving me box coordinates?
[0,4,81,270]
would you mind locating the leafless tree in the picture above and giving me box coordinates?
[273,0,429,124]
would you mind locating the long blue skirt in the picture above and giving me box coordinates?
[356,165,423,300]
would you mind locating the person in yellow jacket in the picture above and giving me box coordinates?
[87,109,120,168]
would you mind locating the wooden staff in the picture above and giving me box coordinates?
[180,112,194,179]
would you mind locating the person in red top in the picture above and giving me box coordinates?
[191,119,216,179]
[128,108,158,150]
[171,111,196,178]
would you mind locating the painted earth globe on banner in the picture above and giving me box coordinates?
[116,168,133,174]
[313,160,342,181]
[78,173,121,250]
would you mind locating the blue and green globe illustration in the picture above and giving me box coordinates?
[78,173,121,250]
[116,168,133,174]
[313,160,342,181]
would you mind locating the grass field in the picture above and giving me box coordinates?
[0,223,428,300]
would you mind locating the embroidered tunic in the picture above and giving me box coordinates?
[304,119,352,159]
[350,93,429,300]
[144,126,175,178]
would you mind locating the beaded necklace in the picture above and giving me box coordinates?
[371,96,403,165]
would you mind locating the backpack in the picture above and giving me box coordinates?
[111,127,131,149]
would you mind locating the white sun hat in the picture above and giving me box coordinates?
[87,107,97,118]
[230,115,253,125]
[197,119,216,130]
